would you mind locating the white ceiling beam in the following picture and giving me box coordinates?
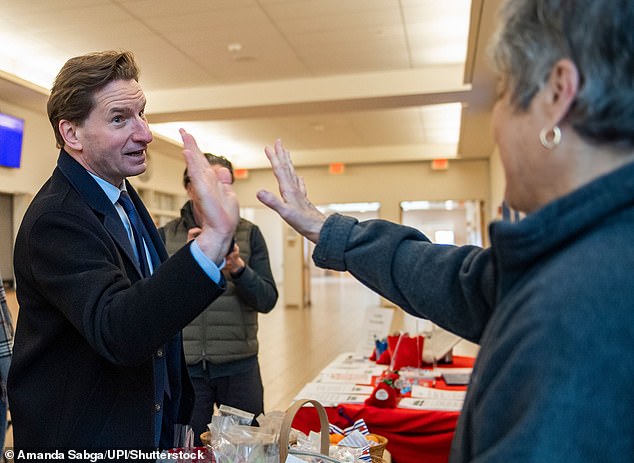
[145,65,470,122]
[149,135,459,168]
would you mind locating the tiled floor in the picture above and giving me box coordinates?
[259,273,384,413]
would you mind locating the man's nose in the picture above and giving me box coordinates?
[132,117,153,144]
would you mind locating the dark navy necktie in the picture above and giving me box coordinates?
[118,190,151,277]
[119,190,170,447]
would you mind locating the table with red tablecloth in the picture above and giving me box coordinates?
[290,356,475,463]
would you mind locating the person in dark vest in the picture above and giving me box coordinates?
[160,154,278,445]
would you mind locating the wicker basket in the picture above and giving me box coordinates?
[206,400,380,462]
[279,399,330,462]
[368,433,388,458]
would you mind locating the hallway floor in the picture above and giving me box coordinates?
[259,273,383,413]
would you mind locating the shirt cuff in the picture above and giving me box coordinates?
[190,240,226,284]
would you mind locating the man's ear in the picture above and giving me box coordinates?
[59,120,82,151]
[544,58,579,124]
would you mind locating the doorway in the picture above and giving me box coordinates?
[401,199,483,246]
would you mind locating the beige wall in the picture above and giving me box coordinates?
[0,100,57,195]
[232,160,491,222]
[1,99,58,246]
[488,146,505,221]
[1,93,497,247]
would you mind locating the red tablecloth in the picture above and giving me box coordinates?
[291,356,475,463]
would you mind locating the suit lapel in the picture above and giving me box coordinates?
[124,181,169,264]
[56,151,147,277]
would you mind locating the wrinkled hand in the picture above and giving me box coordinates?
[180,128,239,263]
[256,139,326,243]
[225,243,245,275]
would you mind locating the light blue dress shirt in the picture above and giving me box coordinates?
[89,173,224,282]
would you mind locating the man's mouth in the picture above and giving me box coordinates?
[126,149,145,157]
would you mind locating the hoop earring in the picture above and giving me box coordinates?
[539,126,561,149]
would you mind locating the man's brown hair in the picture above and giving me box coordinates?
[47,50,139,148]
[183,153,235,186]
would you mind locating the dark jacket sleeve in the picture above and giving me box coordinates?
[312,214,496,343]
[231,225,278,313]
[22,209,224,366]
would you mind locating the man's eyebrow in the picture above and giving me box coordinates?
[107,105,139,115]
[108,106,130,113]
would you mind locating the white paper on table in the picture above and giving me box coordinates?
[319,361,385,383]
[399,367,439,380]
[293,392,369,407]
[355,306,395,356]
[321,352,386,379]
[320,365,382,376]
[330,352,369,365]
[321,362,386,375]
[410,386,466,400]
[297,382,374,395]
[398,397,464,412]
[317,371,373,385]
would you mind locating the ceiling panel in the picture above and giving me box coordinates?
[261,0,400,19]
[4,4,131,33]
[273,10,403,37]
[115,0,256,17]
[0,0,110,15]
[0,0,500,168]
[142,7,271,33]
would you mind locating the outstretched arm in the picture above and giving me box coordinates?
[180,128,239,264]
[256,139,327,243]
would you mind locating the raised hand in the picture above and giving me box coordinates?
[257,139,326,243]
[180,128,239,263]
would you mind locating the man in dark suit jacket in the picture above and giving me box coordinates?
[9,50,238,451]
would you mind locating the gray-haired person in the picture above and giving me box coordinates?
[257,0,634,461]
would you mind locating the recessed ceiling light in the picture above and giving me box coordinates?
[227,43,243,53]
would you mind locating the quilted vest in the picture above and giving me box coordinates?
[162,211,259,364]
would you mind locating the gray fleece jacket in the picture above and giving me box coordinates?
[313,161,634,462]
